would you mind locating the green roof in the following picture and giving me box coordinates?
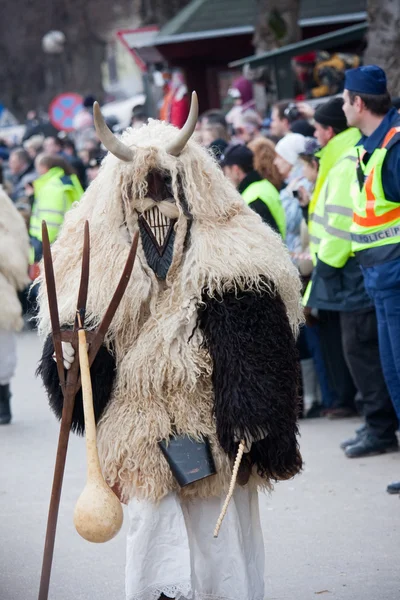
[157,0,366,40]
[158,0,256,39]
[300,0,366,24]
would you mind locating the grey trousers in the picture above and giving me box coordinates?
[0,330,17,385]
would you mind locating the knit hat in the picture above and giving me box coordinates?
[314,98,347,130]
[290,119,316,137]
[228,77,254,105]
[87,151,107,168]
[132,103,146,118]
[220,143,254,171]
[83,95,96,108]
[299,137,320,158]
[209,138,228,160]
[275,133,307,166]
[344,65,387,95]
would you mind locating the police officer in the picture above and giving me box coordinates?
[221,144,286,238]
[342,65,400,493]
[307,99,399,458]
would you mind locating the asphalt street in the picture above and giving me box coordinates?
[1,331,399,600]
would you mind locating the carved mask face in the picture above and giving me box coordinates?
[135,170,180,279]
[92,92,199,279]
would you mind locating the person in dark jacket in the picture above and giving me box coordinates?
[221,144,286,237]
[9,148,36,204]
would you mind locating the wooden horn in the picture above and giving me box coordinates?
[73,315,123,543]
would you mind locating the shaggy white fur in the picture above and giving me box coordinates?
[37,120,303,502]
[0,186,30,331]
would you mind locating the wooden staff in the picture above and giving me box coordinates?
[38,222,89,600]
[73,313,123,543]
[38,225,138,600]
[213,440,246,538]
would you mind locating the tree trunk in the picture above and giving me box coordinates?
[0,0,190,120]
[251,0,300,107]
[253,0,300,54]
[364,0,400,96]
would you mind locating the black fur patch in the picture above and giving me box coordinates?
[199,282,302,481]
[37,334,117,435]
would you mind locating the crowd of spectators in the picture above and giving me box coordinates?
[2,67,400,495]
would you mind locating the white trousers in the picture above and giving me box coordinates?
[0,330,17,385]
[125,486,265,600]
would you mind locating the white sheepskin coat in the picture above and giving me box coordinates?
[37,120,303,502]
[0,185,30,331]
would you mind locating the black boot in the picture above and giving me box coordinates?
[0,384,11,425]
[387,482,400,495]
[305,402,323,419]
[345,433,398,458]
[340,424,368,450]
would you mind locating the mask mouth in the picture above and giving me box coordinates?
[140,205,175,254]
[138,205,177,279]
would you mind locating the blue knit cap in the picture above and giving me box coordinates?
[344,65,387,95]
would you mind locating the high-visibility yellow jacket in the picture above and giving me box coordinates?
[29,167,83,262]
[306,148,371,311]
[308,127,361,263]
[242,179,286,238]
[351,124,400,252]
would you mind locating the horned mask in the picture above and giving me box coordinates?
[93,93,199,279]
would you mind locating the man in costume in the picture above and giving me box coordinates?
[37,92,303,600]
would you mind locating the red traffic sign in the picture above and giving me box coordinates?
[49,92,83,132]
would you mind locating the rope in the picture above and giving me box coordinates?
[213,440,245,538]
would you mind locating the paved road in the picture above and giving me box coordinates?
[1,331,399,600]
